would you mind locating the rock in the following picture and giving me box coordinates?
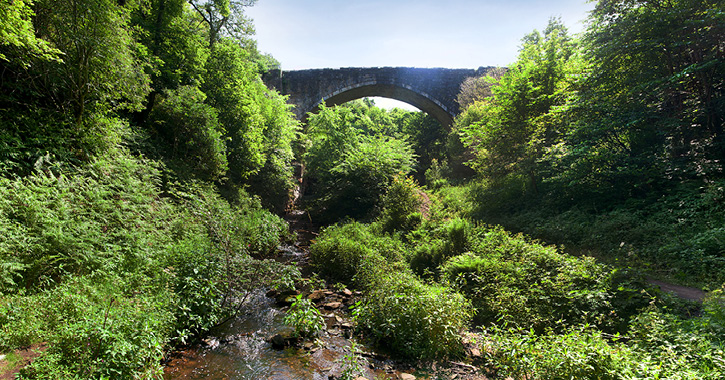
[202,337,219,349]
[399,374,416,380]
[342,289,353,297]
[470,347,481,358]
[269,334,287,349]
[323,302,342,309]
[276,295,298,306]
[355,377,369,380]
[308,289,326,302]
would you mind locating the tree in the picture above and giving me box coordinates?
[573,0,725,188]
[455,18,578,192]
[132,0,209,90]
[33,0,150,124]
[0,0,60,64]
[304,102,416,221]
[456,67,507,110]
[148,85,228,180]
[187,0,256,47]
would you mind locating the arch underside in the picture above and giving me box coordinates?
[304,83,454,128]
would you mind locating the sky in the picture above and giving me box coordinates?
[246,0,595,110]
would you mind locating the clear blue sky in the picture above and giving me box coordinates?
[246,0,595,109]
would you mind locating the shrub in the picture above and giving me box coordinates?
[377,175,423,233]
[0,275,174,379]
[355,271,473,360]
[0,152,299,378]
[0,153,176,291]
[148,85,228,180]
[441,226,649,332]
[304,104,416,222]
[408,217,474,276]
[624,306,725,379]
[284,294,324,338]
[309,221,405,288]
[483,325,627,380]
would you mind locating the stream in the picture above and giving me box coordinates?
[162,288,361,379]
[162,210,401,380]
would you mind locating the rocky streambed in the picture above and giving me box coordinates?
[163,209,489,380]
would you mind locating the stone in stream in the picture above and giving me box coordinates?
[308,289,326,302]
[399,374,416,380]
[323,302,342,309]
[269,333,287,349]
[268,332,298,350]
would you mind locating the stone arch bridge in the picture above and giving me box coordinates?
[262,66,494,127]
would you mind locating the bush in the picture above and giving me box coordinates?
[309,221,405,288]
[148,86,228,180]
[441,226,650,332]
[483,325,627,380]
[0,153,175,291]
[377,175,423,234]
[284,294,324,338]
[0,152,299,378]
[408,217,474,276]
[624,306,725,379]
[304,103,416,222]
[0,275,174,379]
[483,306,725,380]
[355,271,473,360]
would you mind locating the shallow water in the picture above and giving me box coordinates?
[164,289,348,380]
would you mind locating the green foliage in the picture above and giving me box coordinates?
[441,226,650,332]
[573,0,725,195]
[355,271,473,360]
[149,85,228,180]
[0,153,173,290]
[455,18,577,191]
[0,0,302,377]
[187,0,256,47]
[485,314,725,380]
[202,39,265,181]
[0,275,174,379]
[131,0,209,89]
[201,38,298,208]
[284,294,324,338]
[34,0,151,123]
[408,217,474,277]
[377,175,423,233]
[0,151,298,377]
[483,325,628,380]
[455,67,507,110]
[338,340,364,380]
[0,0,60,64]
[309,221,405,289]
[467,180,725,287]
[304,103,416,222]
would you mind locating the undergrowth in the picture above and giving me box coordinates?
[0,151,298,378]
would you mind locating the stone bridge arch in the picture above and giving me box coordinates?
[263,66,493,128]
